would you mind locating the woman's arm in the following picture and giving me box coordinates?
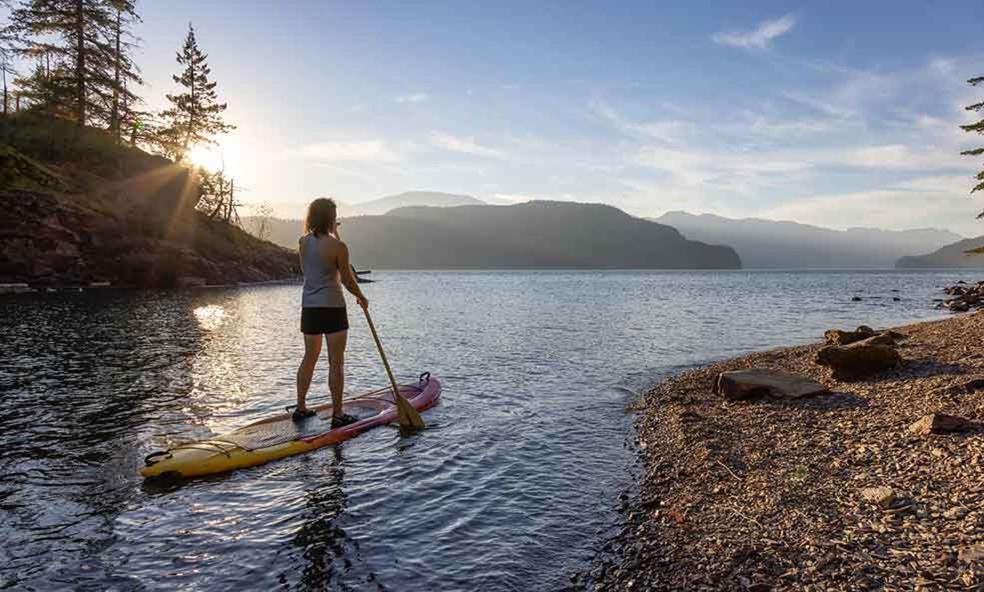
[336,240,369,309]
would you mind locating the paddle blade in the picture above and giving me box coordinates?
[395,393,426,429]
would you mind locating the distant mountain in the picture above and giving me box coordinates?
[259,199,351,220]
[896,235,984,268]
[339,201,740,269]
[253,191,485,220]
[244,191,490,246]
[345,191,487,216]
[241,216,304,249]
[653,211,962,269]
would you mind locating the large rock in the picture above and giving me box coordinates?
[824,325,878,346]
[857,332,897,347]
[815,340,902,380]
[909,413,973,435]
[714,368,830,400]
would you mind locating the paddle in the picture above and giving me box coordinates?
[362,307,426,429]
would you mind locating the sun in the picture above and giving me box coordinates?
[187,144,226,172]
[185,138,244,180]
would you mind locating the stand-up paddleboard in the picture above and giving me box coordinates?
[141,373,440,479]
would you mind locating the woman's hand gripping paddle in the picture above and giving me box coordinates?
[362,307,426,429]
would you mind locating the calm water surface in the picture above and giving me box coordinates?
[1,270,979,591]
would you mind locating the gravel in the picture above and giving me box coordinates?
[587,309,984,591]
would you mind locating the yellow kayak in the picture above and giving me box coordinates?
[141,373,441,479]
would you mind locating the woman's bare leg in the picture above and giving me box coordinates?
[326,330,348,416]
[296,334,323,411]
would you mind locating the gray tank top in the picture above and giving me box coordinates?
[300,234,346,308]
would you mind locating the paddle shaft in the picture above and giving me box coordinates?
[363,309,401,397]
[362,307,425,427]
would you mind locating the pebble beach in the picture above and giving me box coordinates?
[591,303,984,591]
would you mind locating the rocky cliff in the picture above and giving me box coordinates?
[0,117,297,288]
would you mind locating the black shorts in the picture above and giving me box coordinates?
[300,307,349,335]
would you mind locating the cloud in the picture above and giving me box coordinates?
[591,100,695,144]
[760,175,984,233]
[712,14,797,49]
[396,93,430,104]
[294,140,398,163]
[429,132,506,159]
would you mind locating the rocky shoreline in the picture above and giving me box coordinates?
[589,305,984,590]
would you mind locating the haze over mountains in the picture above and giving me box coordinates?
[343,191,488,216]
[263,191,498,220]
[247,191,500,247]
[654,212,963,269]
[245,191,980,270]
[896,235,984,268]
[341,202,739,269]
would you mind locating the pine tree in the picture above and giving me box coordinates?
[960,75,984,219]
[160,23,234,161]
[1,48,14,116]
[9,0,140,128]
[15,53,72,117]
[1,12,17,116]
[106,0,141,139]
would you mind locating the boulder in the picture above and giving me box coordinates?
[948,300,970,312]
[824,329,867,346]
[909,413,973,436]
[714,368,829,401]
[824,325,887,346]
[856,332,896,347]
[815,341,902,381]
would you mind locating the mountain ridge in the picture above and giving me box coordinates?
[246,201,741,269]
[653,211,962,269]
[896,235,984,268]
[342,201,740,269]
[345,191,487,216]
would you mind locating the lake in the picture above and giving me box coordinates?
[0,270,978,591]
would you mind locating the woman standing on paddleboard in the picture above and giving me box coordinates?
[294,197,369,427]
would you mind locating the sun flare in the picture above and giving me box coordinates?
[187,144,227,172]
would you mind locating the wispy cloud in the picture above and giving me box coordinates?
[712,14,797,49]
[396,93,431,104]
[591,100,695,144]
[294,140,399,163]
[429,132,506,159]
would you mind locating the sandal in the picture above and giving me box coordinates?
[288,406,317,422]
[331,413,359,428]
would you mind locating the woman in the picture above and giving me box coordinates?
[294,197,369,426]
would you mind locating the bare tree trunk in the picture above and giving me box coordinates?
[208,175,224,220]
[110,9,121,139]
[74,0,86,127]
[182,72,195,157]
[227,180,235,223]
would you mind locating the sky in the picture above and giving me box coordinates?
[92,2,984,233]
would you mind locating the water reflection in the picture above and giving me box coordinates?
[284,446,378,592]
[194,304,227,331]
[2,272,980,591]
[0,290,208,589]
